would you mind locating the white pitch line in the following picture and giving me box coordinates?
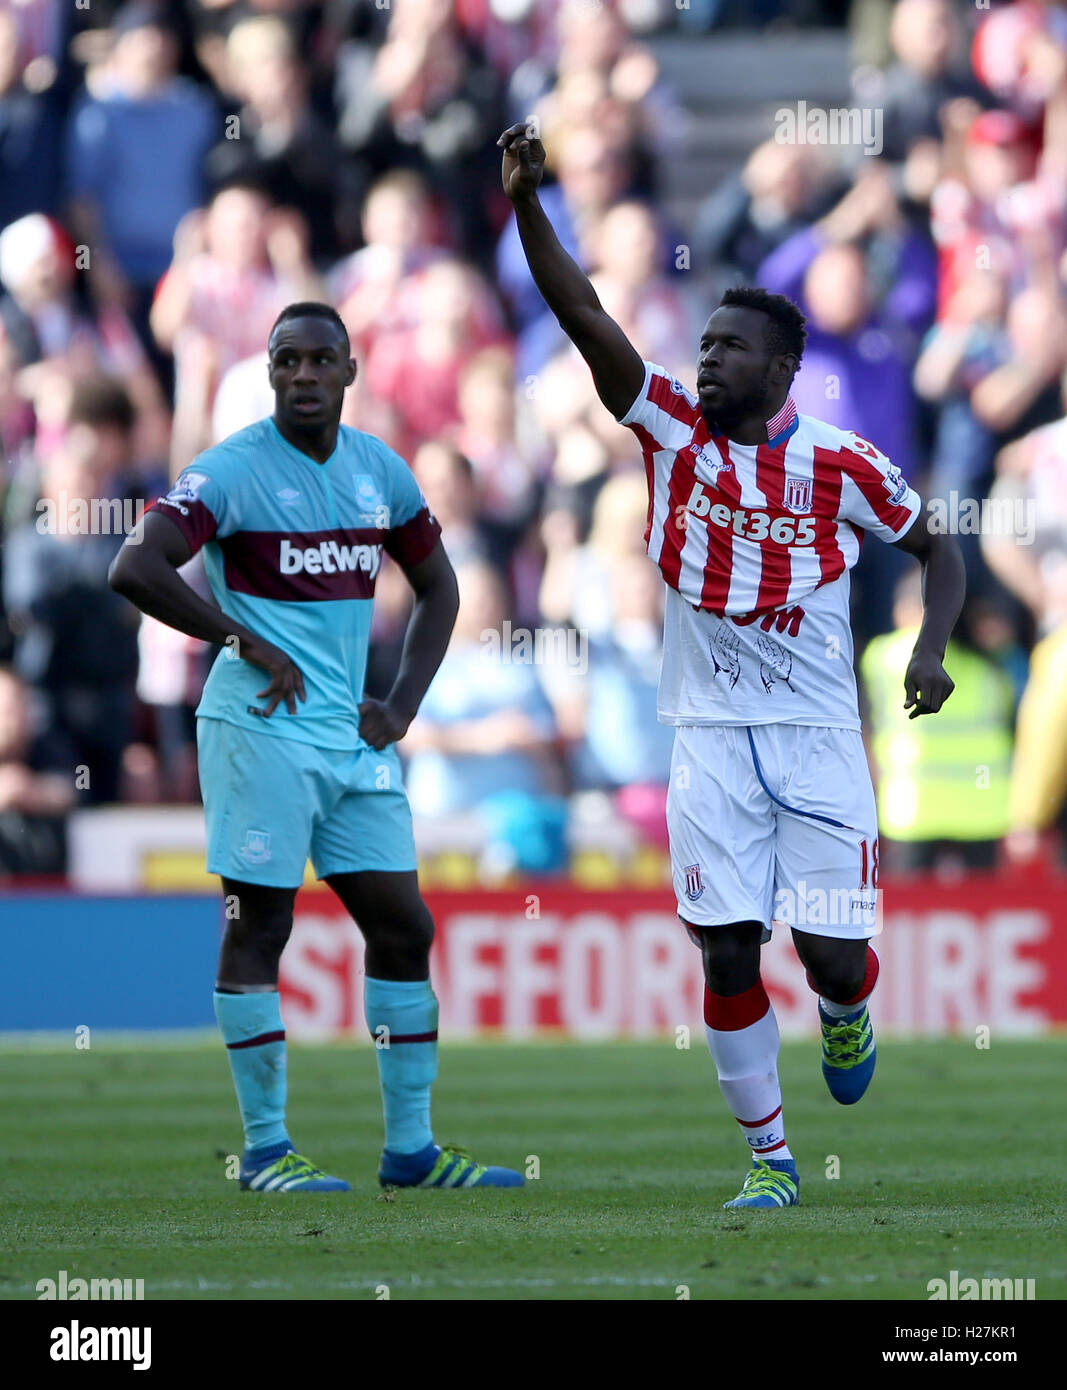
[11,1274,684,1295]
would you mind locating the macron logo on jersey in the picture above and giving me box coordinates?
[279,538,382,578]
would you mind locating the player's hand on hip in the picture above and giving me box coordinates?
[358,697,413,750]
[242,635,307,717]
[903,646,954,718]
[497,122,546,201]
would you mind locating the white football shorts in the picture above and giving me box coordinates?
[666,723,881,941]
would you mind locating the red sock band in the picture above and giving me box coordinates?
[840,946,880,1004]
[805,947,880,1005]
[704,979,770,1031]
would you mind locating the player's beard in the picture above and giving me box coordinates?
[703,365,774,435]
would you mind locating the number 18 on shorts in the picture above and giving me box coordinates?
[666,723,881,940]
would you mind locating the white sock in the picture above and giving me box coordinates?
[812,947,880,1020]
[704,981,793,1163]
[819,995,865,1019]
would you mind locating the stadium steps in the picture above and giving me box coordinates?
[647,30,854,231]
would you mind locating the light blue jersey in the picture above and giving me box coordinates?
[151,417,440,750]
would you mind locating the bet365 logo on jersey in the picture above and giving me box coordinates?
[678,482,817,545]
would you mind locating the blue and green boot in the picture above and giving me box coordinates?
[723,1156,800,1209]
[379,1142,524,1189]
[819,1001,876,1104]
[240,1143,350,1192]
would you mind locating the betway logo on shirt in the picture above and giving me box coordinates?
[279,538,382,578]
[685,482,817,546]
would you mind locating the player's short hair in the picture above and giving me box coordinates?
[269,302,350,354]
[719,286,807,367]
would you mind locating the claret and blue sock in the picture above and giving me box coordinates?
[214,987,350,1191]
[366,975,523,1189]
[211,976,523,1191]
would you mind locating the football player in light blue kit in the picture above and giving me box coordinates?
[110,303,524,1192]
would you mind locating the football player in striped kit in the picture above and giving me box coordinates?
[501,125,965,1208]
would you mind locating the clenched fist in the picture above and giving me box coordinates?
[358,697,415,751]
[497,122,546,202]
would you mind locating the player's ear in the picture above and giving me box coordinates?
[775,353,798,386]
[345,357,357,388]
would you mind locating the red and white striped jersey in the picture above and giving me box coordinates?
[618,360,922,728]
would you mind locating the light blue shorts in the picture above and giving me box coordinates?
[197,717,417,887]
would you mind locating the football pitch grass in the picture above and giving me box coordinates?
[2,1036,1064,1302]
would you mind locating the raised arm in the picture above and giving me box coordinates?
[498,123,644,418]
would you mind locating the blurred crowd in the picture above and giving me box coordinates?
[1,0,1065,882]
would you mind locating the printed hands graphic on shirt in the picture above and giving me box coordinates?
[710,625,742,689]
[757,634,796,693]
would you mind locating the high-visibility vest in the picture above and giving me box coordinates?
[860,630,1013,841]
[1008,623,1067,830]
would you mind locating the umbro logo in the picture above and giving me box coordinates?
[276,488,301,504]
